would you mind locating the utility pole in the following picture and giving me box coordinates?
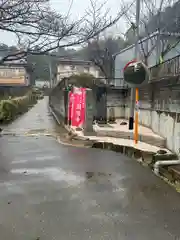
[128,0,141,130]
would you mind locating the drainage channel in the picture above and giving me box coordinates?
[1,130,55,138]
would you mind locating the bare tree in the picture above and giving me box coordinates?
[0,0,132,63]
[86,36,124,82]
[83,0,135,82]
[121,0,180,65]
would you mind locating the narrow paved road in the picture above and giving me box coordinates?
[0,98,180,240]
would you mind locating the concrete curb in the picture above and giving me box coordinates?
[90,140,176,166]
[49,104,176,166]
[67,131,176,164]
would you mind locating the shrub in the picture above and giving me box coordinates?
[68,73,104,88]
[0,100,17,121]
[0,91,37,123]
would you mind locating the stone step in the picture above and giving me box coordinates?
[96,129,166,148]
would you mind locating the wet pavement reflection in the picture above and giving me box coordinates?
[1,103,65,136]
[0,97,180,239]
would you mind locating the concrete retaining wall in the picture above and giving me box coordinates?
[106,78,180,154]
[139,109,180,154]
[106,104,180,154]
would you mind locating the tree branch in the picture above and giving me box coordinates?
[0,0,133,63]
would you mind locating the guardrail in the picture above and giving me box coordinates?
[149,55,180,82]
[113,55,180,87]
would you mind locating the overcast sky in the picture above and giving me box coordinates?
[1,0,131,46]
[50,0,130,36]
[1,0,177,46]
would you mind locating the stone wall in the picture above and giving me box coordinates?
[49,83,66,123]
[106,88,127,119]
[107,76,180,154]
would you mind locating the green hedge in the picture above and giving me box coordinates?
[0,91,37,123]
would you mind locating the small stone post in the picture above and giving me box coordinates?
[83,88,94,135]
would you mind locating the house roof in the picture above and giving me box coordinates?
[0,49,27,66]
[0,59,27,67]
[57,58,93,66]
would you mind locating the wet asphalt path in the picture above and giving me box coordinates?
[0,97,180,240]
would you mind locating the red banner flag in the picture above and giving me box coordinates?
[71,88,86,127]
[68,92,74,123]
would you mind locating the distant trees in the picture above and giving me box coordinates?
[4,0,180,82]
[86,37,125,81]
[121,0,180,65]
[68,73,97,88]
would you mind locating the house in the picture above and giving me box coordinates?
[0,59,30,86]
[35,80,50,88]
[113,31,180,87]
[56,58,100,83]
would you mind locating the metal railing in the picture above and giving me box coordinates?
[149,55,180,81]
[113,55,180,87]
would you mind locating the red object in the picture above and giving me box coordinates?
[80,88,86,125]
[71,93,80,127]
[71,88,86,127]
[123,59,137,71]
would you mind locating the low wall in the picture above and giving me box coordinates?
[120,107,180,154]
[0,86,31,99]
[49,87,66,122]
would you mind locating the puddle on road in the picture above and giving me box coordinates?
[0,107,89,148]
[24,129,53,137]
[10,168,115,189]
[12,155,58,164]
[1,127,65,139]
[1,121,75,142]
[0,182,24,194]
[85,172,112,180]
[11,167,84,186]
[25,129,48,134]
